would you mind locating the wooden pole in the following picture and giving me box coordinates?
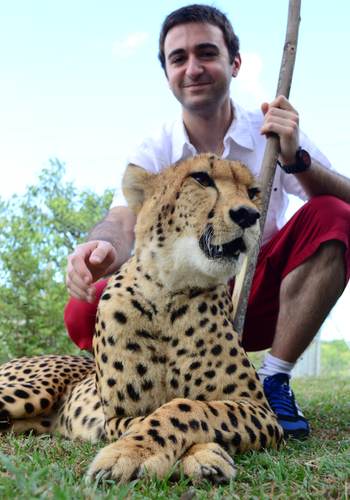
[232,0,302,334]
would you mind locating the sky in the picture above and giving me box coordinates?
[0,0,349,343]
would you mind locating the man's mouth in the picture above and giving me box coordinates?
[199,234,246,260]
[182,81,213,88]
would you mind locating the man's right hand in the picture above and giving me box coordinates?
[66,240,118,302]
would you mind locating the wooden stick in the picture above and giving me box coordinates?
[232,0,301,334]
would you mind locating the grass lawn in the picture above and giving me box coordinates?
[0,376,349,499]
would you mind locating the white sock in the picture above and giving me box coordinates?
[258,353,295,382]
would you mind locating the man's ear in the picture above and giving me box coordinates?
[122,164,155,215]
[232,53,241,77]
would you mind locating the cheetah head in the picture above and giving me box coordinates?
[122,154,261,291]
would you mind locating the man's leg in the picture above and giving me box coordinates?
[242,195,350,438]
[271,241,345,362]
[259,241,345,438]
[64,279,108,351]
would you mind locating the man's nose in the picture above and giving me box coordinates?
[185,56,204,78]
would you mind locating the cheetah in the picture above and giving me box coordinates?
[0,154,283,484]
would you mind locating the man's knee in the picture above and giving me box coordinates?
[315,240,346,289]
[317,239,345,258]
[64,280,108,351]
[64,298,97,351]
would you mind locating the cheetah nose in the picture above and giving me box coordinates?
[229,206,260,229]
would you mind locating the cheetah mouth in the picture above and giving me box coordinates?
[199,234,246,260]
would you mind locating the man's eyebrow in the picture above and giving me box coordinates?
[196,42,219,52]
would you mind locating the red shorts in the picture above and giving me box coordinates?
[64,195,350,352]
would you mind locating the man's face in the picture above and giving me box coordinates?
[164,22,241,113]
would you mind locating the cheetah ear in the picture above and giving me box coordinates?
[122,163,156,215]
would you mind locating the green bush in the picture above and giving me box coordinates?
[0,159,113,361]
[320,339,350,376]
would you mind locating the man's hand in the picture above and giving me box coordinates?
[260,95,299,165]
[66,240,118,302]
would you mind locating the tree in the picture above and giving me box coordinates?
[320,340,350,376]
[0,159,113,361]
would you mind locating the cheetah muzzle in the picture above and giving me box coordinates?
[199,230,247,260]
[0,154,283,486]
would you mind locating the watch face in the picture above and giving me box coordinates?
[297,148,311,167]
[282,148,311,174]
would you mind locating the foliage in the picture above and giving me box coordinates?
[320,339,350,376]
[0,376,348,499]
[0,159,113,360]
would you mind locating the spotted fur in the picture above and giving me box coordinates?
[0,154,282,484]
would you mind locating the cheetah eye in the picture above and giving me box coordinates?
[247,187,260,200]
[189,172,216,188]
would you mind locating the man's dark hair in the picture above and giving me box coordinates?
[158,4,240,70]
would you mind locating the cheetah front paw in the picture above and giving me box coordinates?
[87,439,172,484]
[179,442,237,484]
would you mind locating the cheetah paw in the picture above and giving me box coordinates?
[86,440,171,484]
[180,442,237,484]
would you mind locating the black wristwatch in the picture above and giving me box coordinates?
[280,147,311,174]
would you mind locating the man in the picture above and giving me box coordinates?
[65,5,350,438]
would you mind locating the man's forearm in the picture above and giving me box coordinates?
[295,160,350,203]
[88,207,136,268]
[88,219,124,247]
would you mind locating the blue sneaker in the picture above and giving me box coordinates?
[263,373,310,439]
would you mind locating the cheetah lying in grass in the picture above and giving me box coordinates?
[0,154,282,484]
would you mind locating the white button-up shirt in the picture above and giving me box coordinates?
[111,102,332,244]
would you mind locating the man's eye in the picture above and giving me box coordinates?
[170,56,185,65]
[200,51,216,59]
[247,187,261,200]
[190,172,216,188]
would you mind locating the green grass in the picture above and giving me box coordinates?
[0,376,349,499]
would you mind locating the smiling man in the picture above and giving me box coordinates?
[64,4,350,439]
[163,21,239,160]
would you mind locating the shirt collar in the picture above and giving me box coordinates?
[224,101,255,152]
[171,117,196,164]
[171,100,255,164]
